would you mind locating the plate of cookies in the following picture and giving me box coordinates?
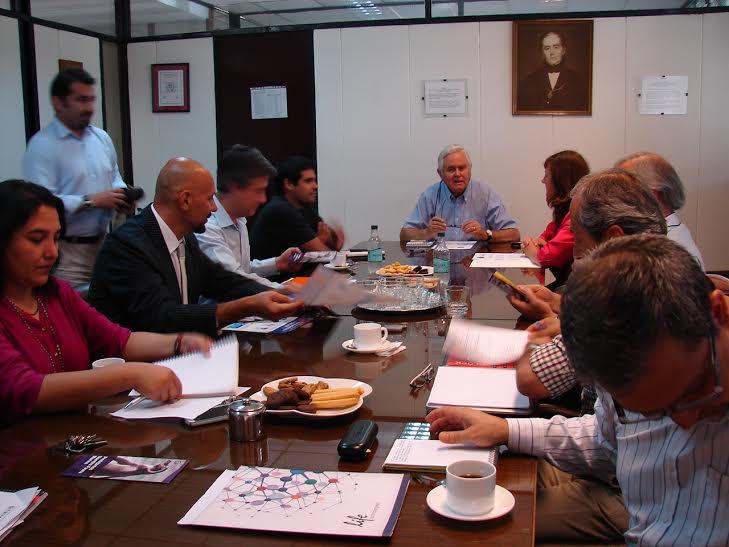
[248,376,373,419]
[376,262,434,277]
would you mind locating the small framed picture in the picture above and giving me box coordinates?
[151,63,190,113]
[512,20,593,116]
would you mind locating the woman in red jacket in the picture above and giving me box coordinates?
[523,150,589,286]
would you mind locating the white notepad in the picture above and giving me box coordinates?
[382,439,498,472]
[426,366,531,413]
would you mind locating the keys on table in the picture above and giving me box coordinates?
[63,434,108,454]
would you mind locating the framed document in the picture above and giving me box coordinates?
[152,63,190,113]
[512,20,593,116]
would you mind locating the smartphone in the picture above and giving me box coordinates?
[184,403,229,427]
[489,271,529,303]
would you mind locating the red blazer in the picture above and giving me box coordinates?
[538,213,575,268]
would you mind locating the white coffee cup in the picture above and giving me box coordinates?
[92,357,125,369]
[331,251,347,267]
[353,322,388,350]
[444,459,497,515]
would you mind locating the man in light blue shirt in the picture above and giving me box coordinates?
[23,68,132,287]
[400,145,519,242]
[196,145,302,289]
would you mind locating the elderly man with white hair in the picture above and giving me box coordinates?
[400,145,519,242]
[616,151,704,268]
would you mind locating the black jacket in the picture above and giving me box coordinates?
[88,205,268,335]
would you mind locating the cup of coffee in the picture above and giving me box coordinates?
[353,322,388,350]
[444,459,496,515]
[331,251,347,267]
[92,357,125,369]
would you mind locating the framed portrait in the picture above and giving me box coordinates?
[512,20,593,116]
[151,63,190,113]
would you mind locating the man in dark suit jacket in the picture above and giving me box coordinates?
[89,158,304,335]
[517,31,588,111]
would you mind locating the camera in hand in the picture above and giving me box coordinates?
[122,186,145,203]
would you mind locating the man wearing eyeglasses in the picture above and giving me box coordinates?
[428,234,729,545]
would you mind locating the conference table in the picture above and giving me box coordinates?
[0,241,542,546]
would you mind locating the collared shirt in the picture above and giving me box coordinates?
[196,195,281,289]
[666,212,705,270]
[402,180,517,241]
[151,204,185,295]
[507,387,729,546]
[23,118,126,237]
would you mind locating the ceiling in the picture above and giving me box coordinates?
[25,0,705,37]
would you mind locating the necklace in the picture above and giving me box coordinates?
[5,295,38,316]
[5,296,65,372]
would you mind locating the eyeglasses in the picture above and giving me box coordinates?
[409,363,436,389]
[613,334,724,425]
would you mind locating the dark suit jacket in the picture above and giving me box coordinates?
[88,205,268,335]
[518,66,588,111]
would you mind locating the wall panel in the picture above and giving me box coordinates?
[0,16,26,180]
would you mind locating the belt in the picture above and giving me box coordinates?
[61,234,104,244]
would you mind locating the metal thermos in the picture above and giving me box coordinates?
[228,399,265,442]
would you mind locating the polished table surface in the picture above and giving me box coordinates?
[0,242,542,546]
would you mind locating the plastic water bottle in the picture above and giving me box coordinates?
[432,231,450,285]
[367,225,384,273]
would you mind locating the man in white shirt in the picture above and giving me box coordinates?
[616,151,704,269]
[428,235,729,545]
[196,145,301,289]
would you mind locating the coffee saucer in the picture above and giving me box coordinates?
[426,484,515,522]
[342,339,397,354]
[324,262,352,270]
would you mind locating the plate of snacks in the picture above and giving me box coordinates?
[376,262,434,276]
[249,376,373,419]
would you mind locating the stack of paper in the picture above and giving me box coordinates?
[294,266,395,307]
[426,366,531,414]
[0,487,47,541]
[470,252,539,268]
[111,387,249,421]
[443,320,529,366]
[445,240,477,250]
[382,439,497,472]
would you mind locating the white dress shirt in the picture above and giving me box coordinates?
[506,387,729,546]
[196,195,281,289]
[151,204,186,299]
[666,212,705,270]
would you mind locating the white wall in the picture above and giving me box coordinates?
[127,37,217,204]
[0,15,26,180]
[315,14,729,270]
[34,26,103,129]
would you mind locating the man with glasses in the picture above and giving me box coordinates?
[428,234,729,545]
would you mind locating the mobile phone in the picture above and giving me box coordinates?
[184,403,229,427]
[489,271,529,303]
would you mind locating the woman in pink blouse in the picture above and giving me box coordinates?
[0,180,211,421]
[522,151,589,286]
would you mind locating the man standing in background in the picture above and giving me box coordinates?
[23,68,133,287]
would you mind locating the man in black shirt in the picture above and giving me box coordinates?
[250,156,344,260]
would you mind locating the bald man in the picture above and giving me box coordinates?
[89,158,303,335]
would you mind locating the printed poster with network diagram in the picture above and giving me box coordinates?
[178,466,409,538]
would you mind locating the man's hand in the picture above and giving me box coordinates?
[507,284,561,320]
[276,247,303,272]
[329,223,345,250]
[317,221,332,245]
[88,189,128,210]
[461,219,485,239]
[527,315,561,342]
[426,407,509,447]
[428,216,448,237]
[246,291,305,320]
[128,364,182,401]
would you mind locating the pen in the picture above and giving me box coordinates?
[409,363,434,388]
[120,395,147,411]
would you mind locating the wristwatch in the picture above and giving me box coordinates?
[485,229,493,242]
[81,195,94,210]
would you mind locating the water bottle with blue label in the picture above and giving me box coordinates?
[367,225,384,272]
[433,232,450,275]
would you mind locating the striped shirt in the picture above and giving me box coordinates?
[507,387,729,546]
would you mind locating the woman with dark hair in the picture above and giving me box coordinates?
[0,180,211,422]
[522,151,589,285]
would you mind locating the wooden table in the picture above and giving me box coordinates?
[0,254,539,545]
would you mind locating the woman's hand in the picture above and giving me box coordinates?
[128,364,182,401]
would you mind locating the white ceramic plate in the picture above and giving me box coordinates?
[376,265,434,276]
[426,484,515,522]
[341,339,401,354]
[248,376,373,420]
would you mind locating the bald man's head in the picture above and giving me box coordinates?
[153,157,216,235]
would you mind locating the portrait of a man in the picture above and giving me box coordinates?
[513,20,593,116]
